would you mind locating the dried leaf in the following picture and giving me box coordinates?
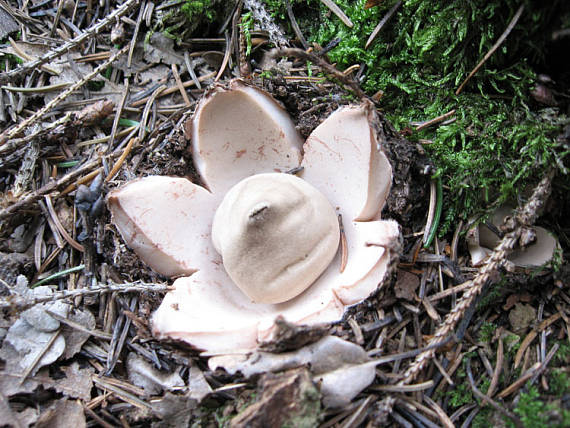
[143,33,184,65]
[127,353,184,396]
[151,392,196,427]
[35,399,86,428]
[2,318,65,376]
[0,391,39,428]
[188,363,212,402]
[21,299,68,332]
[394,269,419,301]
[61,308,96,359]
[51,363,94,401]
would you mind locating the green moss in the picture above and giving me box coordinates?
[549,369,570,397]
[447,368,475,408]
[479,322,497,343]
[477,279,507,310]
[182,0,216,22]
[241,12,255,56]
[554,341,570,364]
[472,408,493,428]
[509,385,570,428]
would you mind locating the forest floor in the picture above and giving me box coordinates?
[0,1,569,427]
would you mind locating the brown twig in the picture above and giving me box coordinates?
[270,47,367,99]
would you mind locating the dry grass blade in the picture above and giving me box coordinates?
[514,312,561,368]
[320,0,353,27]
[17,330,61,386]
[423,396,454,428]
[365,0,402,49]
[415,109,456,132]
[485,335,503,403]
[106,138,138,183]
[92,376,152,411]
[285,0,309,49]
[45,309,112,340]
[44,195,84,252]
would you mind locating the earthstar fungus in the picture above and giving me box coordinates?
[107,79,399,353]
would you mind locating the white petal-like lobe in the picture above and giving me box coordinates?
[191,80,304,194]
[107,176,218,277]
[301,102,392,222]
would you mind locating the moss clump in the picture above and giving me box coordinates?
[266,0,570,235]
[549,369,570,397]
[478,322,497,343]
[182,0,217,22]
[510,385,570,428]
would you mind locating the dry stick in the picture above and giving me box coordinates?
[456,5,524,95]
[401,170,555,384]
[92,377,152,411]
[171,63,191,106]
[0,282,170,311]
[128,0,145,68]
[61,168,103,195]
[340,395,375,428]
[484,336,504,404]
[0,155,103,220]
[415,109,456,132]
[271,48,367,99]
[0,0,138,84]
[82,405,115,428]
[9,39,60,75]
[130,71,216,107]
[107,79,130,153]
[285,0,309,50]
[0,45,129,146]
[50,0,66,37]
[105,137,137,182]
[365,0,402,49]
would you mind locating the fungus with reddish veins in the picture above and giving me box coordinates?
[107,79,399,353]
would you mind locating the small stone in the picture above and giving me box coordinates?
[508,303,536,334]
